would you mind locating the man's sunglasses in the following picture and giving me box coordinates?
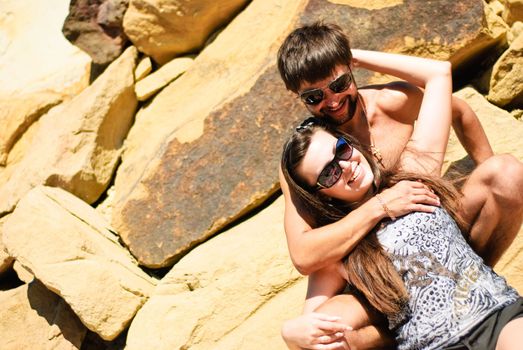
[314,136,354,191]
[299,71,353,106]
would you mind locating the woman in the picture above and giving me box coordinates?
[279,54,523,349]
[281,121,522,350]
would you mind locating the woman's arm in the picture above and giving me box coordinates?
[282,266,348,349]
[282,265,396,350]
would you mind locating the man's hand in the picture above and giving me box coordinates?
[282,313,352,350]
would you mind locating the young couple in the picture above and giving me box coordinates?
[276,22,523,350]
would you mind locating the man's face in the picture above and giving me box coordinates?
[297,64,358,127]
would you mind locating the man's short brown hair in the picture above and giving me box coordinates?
[277,21,353,93]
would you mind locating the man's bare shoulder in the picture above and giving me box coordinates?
[361,81,423,122]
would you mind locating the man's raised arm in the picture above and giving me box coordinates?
[451,95,493,165]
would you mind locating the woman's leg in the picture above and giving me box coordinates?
[315,294,396,350]
[496,317,523,350]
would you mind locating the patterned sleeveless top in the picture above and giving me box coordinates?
[376,207,519,350]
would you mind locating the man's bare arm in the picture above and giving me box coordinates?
[280,167,439,275]
[451,95,493,165]
[280,167,385,275]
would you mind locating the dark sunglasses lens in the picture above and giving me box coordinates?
[336,138,353,160]
[300,89,324,105]
[317,163,342,188]
[329,73,352,93]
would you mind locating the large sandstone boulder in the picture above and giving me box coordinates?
[125,196,304,350]
[62,0,130,69]
[0,46,138,216]
[445,86,523,293]
[487,32,523,107]
[111,0,304,268]
[111,0,508,269]
[3,186,156,340]
[123,0,250,64]
[0,0,91,165]
[0,280,86,350]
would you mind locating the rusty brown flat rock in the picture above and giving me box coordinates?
[115,66,302,268]
[112,0,503,268]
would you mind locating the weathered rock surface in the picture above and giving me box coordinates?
[0,93,62,166]
[12,261,33,284]
[0,280,86,350]
[0,217,13,275]
[501,0,523,25]
[0,46,138,216]
[3,186,156,340]
[0,0,91,165]
[134,56,152,81]
[135,56,194,101]
[123,0,250,64]
[111,0,508,269]
[487,32,523,107]
[125,196,303,350]
[112,0,304,268]
[62,0,130,68]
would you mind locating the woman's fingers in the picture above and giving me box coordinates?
[315,319,350,334]
[316,332,345,344]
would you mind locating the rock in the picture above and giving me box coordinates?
[444,86,523,293]
[62,0,130,68]
[0,117,41,189]
[112,0,304,268]
[0,217,14,275]
[3,186,156,340]
[13,261,33,284]
[0,0,91,165]
[125,196,304,350]
[487,32,523,107]
[123,0,250,64]
[501,0,523,25]
[0,93,62,166]
[446,86,523,172]
[135,56,194,101]
[489,0,505,16]
[134,56,153,81]
[0,280,86,350]
[111,0,507,269]
[0,46,138,216]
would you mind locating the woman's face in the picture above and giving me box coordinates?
[297,129,375,203]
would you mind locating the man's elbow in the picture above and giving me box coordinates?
[291,255,315,275]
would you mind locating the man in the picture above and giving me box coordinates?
[277,22,523,274]
[277,22,523,349]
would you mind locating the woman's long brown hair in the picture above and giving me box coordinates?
[281,122,466,318]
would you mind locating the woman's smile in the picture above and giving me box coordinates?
[348,162,361,184]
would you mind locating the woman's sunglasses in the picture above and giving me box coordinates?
[314,136,354,190]
[299,71,353,106]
